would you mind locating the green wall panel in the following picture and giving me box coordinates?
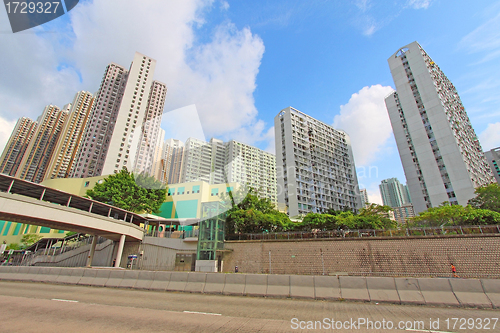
[2,222,12,236]
[157,201,174,219]
[174,200,199,219]
[39,227,51,233]
[13,223,22,236]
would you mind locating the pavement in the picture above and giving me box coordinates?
[0,281,499,332]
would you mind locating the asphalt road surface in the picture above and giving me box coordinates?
[0,281,498,332]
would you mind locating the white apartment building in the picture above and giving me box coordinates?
[484,147,500,184]
[359,188,369,208]
[45,91,94,180]
[385,42,494,214]
[180,137,277,204]
[275,107,362,217]
[0,117,37,177]
[72,52,166,178]
[226,140,277,203]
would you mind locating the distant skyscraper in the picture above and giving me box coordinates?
[275,107,361,216]
[379,178,411,208]
[44,91,94,180]
[0,117,37,176]
[16,105,68,183]
[385,41,493,213]
[359,188,369,207]
[72,52,166,178]
[484,147,500,184]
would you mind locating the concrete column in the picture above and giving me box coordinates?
[86,235,98,267]
[114,234,126,268]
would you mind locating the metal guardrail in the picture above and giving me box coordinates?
[145,229,198,239]
[227,225,500,241]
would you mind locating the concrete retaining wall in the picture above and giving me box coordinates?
[222,235,500,278]
[0,266,498,308]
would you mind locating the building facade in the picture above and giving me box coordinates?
[385,42,493,214]
[275,107,361,217]
[159,138,185,184]
[44,91,94,180]
[72,53,166,178]
[484,147,500,184]
[359,188,369,208]
[16,105,68,183]
[179,138,277,204]
[0,117,37,177]
[379,177,411,208]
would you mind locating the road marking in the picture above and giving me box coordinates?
[405,329,455,333]
[51,298,79,303]
[183,310,221,316]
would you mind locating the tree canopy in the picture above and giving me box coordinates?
[411,202,500,227]
[86,169,166,214]
[468,183,500,213]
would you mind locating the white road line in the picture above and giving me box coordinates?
[51,298,79,303]
[405,329,455,333]
[183,310,222,316]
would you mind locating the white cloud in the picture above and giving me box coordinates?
[0,116,17,154]
[220,0,229,11]
[333,85,395,166]
[459,11,500,62]
[407,0,432,9]
[367,189,383,205]
[0,0,268,154]
[479,122,500,151]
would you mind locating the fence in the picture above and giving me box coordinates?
[226,225,500,241]
[145,229,198,239]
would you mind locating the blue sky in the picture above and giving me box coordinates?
[0,0,499,203]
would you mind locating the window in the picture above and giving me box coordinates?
[84,181,90,187]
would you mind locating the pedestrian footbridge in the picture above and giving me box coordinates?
[0,174,147,266]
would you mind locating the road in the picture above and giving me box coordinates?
[0,281,498,332]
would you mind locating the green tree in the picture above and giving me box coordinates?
[224,188,292,237]
[468,183,500,213]
[86,168,166,213]
[412,202,500,227]
[6,243,21,250]
[20,234,43,248]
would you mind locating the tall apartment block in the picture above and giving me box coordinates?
[72,52,166,178]
[44,91,94,180]
[182,138,226,185]
[359,188,369,207]
[16,105,68,183]
[379,177,411,208]
[133,80,167,175]
[275,107,361,217]
[484,147,500,184]
[225,140,277,203]
[0,117,37,176]
[180,137,277,203]
[385,42,494,214]
[160,138,185,184]
[151,128,165,182]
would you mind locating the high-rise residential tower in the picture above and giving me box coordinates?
[72,52,166,178]
[179,137,277,203]
[44,91,94,180]
[275,107,361,217]
[385,42,494,214]
[484,147,500,184]
[379,177,411,208]
[160,138,185,184]
[359,188,369,208]
[0,117,37,176]
[16,105,68,183]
